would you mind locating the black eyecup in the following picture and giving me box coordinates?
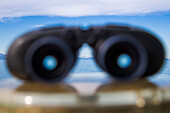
[96,34,148,81]
[24,36,75,83]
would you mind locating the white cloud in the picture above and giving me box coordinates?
[0,0,170,18]
[33,24,45,28]
[0,17,4,23]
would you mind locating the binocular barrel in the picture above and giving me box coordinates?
[6,25,165,82]
[92,28,165,80]
[7,27,81,82]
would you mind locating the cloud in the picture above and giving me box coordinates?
[33,24,45,28]
[0,17,4,23]
[0,0,170,18]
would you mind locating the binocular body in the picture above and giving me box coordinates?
[7,25,165,83]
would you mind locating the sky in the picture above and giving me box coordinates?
[0,0,170,58]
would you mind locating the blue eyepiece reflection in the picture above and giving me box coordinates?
[43,56,58,70]
[117,54,132,69]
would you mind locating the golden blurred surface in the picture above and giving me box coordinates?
[0,77,170,113]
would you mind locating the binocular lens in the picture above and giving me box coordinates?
[25,37,76,82]
[43,56,58,70]
[94,34,150,80]
[117,54,132,69]
[30,44,63,80]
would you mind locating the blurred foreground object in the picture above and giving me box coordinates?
[1,78,170,113]
[6,25,165,82]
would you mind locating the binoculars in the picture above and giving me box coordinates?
[6,25,165,83]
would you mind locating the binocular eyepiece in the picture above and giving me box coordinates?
[6,25,165,83]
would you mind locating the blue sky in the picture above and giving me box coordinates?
[0,0,170,58]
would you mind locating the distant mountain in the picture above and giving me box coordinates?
[165,58,170,60]
[0,53,6,60]
[78,56,93,59]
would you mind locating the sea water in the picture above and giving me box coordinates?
[0,59,170,84]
